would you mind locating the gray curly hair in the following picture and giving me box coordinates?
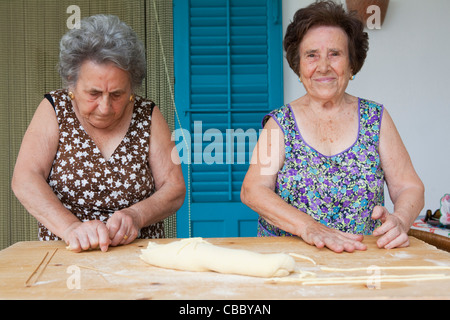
[58,14,146,92]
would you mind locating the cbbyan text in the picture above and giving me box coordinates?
[179,304,271,317]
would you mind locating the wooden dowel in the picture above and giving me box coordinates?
[25,252,49,287]
[34,249,58,284]
[25,249,58,287]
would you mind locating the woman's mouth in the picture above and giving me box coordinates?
[314,77,336,83]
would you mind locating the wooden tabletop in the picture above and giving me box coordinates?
[0,236,449,300]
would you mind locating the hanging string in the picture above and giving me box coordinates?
[151,0,192,238]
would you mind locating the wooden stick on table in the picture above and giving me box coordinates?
[25,248,58,287]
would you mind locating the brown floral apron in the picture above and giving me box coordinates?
[39,89,164,240]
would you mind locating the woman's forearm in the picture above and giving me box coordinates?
[11,171,80,239]
[391,185,425,230]
[241,183,314,236]
[241,167,369,252]
[127,175,186,229]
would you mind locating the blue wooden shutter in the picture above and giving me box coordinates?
[174,0,283,237]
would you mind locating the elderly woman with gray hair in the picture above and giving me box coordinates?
[12,15,185,252]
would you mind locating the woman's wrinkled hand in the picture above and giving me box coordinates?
[299,219,367,253]
[64,209,143,252]
[106,208,142,247]
[64,220,111,253]
[372,206,410,249]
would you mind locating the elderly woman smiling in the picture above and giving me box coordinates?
[241,1,424,253]
[12,15,185,252]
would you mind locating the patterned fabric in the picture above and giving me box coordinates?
[258,98,385,237]
[39,89,164,240]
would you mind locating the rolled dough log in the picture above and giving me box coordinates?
[140,238,295,278]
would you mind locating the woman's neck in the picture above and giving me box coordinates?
[301,93,356,119]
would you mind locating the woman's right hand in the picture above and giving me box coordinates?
[64,220,111,253]
[299,219,367,253]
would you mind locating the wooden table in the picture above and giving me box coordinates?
[1,236,449,300]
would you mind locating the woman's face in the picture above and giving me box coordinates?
[299,25,352,102]
[71,60,133,129]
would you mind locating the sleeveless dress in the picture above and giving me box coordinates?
[258,98,385,236]
[39,89,165,240]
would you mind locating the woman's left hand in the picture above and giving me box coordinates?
[106,208,143,246]
[371,206,410,249]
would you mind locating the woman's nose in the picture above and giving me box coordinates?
[317,56,330,73]
[98,94,112,113]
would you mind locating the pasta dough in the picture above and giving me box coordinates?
[321,265,450,272]
[269,273,450,286]
[289,253,317,265]
[140,238,296,278]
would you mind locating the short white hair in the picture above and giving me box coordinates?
[58,14,146,91]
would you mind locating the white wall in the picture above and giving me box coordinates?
[282,0,450,215]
